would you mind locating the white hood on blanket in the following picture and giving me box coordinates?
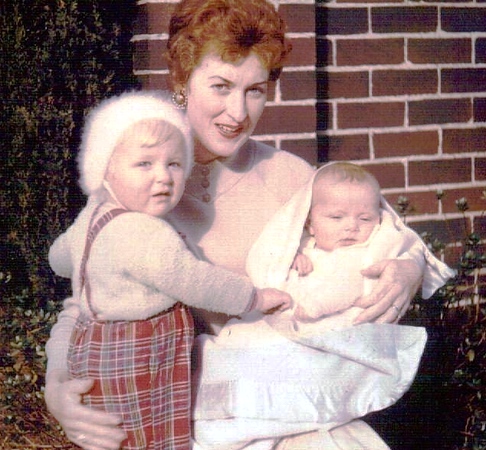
[246,163,455,299]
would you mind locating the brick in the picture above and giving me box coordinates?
[137,73,170,91]
[336,38,404,66]
[317,38,333,68]
[317,134,369,162]
[406,218,468,245]
[317,101,332,131]
[316,7,368,36]
[442,8,486,32]
[255,105,316,135]
[384,191,440,216]
[287,37,316,67]
[318,71,369,99]
[280,138,318,165]
[133,40,168,71]
[134,3,174,35]
[440,187,486,213]
[475,158,486,181]
[279,4,315,34]
[443,128,486,153]
[409,99,471,126]
[361,163,405,189]
[409,159,471,186]
[372,7,437,33]
[442,68,486,94]
[374,131,439,158]
[338,101,404,129]
[476,38,486,63]
[373,69,438,96]
[474,98,486,122]
[408,38,471,64]
[280,71,316,101]
[474,216,486,235]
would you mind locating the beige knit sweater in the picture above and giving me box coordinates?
[46,140,314,373]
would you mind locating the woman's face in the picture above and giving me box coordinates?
[185,52,270,164]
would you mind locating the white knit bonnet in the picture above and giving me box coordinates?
[78,90,193,196]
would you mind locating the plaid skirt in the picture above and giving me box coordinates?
[68,303,194,450]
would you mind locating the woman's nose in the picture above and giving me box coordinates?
[226,92,248,123]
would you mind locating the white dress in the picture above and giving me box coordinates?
[192,164,455,450]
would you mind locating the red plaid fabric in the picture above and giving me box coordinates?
[68,305,194,450]
[68,207,194,449]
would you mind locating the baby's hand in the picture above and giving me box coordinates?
[291,253,314,276]
[254,288,292,314]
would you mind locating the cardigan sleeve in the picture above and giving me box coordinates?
[45,296,80,375]
[90,213,256,318]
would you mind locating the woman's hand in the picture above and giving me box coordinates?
[45,369,126,450]
[353,259,423,324]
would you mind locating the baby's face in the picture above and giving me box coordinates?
[105,131,186,217]
[308,180,381,252]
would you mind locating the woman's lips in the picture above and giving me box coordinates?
[216,123,243,138]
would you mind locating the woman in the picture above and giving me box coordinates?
[45,1,426,448]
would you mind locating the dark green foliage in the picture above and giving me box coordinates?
[0,2,139,445]
[0,0,139,305]
[369,194,486,449]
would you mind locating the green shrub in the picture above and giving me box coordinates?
[0,0,139,306]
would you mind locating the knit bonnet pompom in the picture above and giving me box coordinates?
[78,90,193,196]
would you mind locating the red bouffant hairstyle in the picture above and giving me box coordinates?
[166,0,292,88]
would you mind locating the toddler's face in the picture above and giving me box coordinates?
[105,131,186,217]
[308,180,381,252]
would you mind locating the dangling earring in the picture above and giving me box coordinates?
[172,89,187,110]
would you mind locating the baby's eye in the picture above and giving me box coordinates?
[330,215,342,220]
[137,161,151,168]
[169,161,182,168]
[360,217,371,222]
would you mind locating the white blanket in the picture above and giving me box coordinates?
[192,165,455,450]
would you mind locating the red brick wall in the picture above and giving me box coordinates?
[317,2,486,263]
[134,1,486,261]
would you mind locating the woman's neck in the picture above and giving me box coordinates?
[194,141,219,165]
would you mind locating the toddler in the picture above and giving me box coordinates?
[48,91,290,450]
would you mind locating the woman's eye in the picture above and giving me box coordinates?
[248,86,266,98]
[169,161,182,168]
[212,83,230,93]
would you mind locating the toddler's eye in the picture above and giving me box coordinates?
[137,161,151,167]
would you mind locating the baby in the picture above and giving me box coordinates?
[48,91,290,449]
[290,162,382,323]
[191,162,455,450]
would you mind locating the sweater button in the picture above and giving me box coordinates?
[202,193,211,203]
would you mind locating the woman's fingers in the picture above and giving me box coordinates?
[45,372,125,450]
[354,259,421,324]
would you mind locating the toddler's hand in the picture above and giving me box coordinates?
[254,288,292,314]
[291,253,313,276]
